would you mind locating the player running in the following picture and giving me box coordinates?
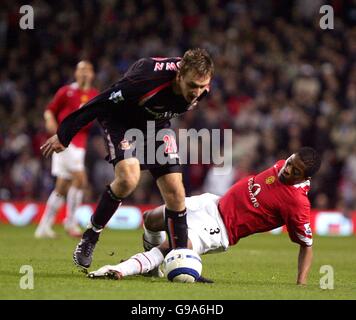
[88,147,321,285]
[40,49,214,268]
[35,61,98,238]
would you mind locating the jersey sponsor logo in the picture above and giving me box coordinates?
[248,177,261,208]
[144,108,180,120]
[109,90,124,103]
[265,176,276,184]
[80,94,89,105]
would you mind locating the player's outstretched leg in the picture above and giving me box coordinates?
[88,247,164,280]
[73,185,122,268]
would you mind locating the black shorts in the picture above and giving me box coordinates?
[84,83,183,180]
[100,120,182,180]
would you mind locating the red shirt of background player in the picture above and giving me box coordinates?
[46,83,98,148]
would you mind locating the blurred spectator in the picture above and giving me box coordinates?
[10,148,40,199]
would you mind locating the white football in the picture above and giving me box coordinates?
[163,248,202,283]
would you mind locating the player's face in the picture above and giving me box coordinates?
[278,154,308,185]
[177,71,211,103]
[75,61,94,87]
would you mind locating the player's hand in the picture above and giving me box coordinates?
[40,134,66,158]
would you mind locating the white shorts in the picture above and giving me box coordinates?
[185,193,229,255]
[51,143,85,180]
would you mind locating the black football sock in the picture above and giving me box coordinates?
[90,185,122,231]
[165,208,188,248]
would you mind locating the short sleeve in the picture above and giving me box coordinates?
[46,87,67,116]
[284,201,313,247]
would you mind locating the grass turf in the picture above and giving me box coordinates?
[0,224,355,300]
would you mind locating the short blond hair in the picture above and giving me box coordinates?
[179,48,214,78]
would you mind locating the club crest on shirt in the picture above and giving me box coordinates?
[119,139,132,150]
[265,176,276,184]
[81,94,89,104]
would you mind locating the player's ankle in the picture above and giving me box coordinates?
[83,228,100,242]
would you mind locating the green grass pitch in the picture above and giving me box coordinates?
[0,224,355,300]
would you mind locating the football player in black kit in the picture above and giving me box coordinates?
[41,48,214,269]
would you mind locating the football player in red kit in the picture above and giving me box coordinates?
[88,147,321,285]
[35,61,98,238]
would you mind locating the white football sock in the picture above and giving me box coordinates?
[36,191,65,231]
[113,247,164,276]
[143,225,166,250]
[65,186,83,228]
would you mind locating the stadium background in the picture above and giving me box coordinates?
[0,0,356,227]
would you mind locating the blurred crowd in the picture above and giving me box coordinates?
[1,0,356,212]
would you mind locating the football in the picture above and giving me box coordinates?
[162,248,202,283]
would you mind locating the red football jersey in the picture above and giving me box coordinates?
[218,160,313,247]
[46,83,99,148]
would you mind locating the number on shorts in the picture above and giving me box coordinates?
[204,227,220,235]
[163,134,178,154]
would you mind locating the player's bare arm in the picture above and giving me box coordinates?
[297,245,313,285]
[40,134,66,158]
[44,110,58,135]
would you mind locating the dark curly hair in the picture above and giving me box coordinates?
[297,147,322,177]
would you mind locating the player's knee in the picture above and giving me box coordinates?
[54,187,67,197]
[143,210,160,231]
[121,175,139,190]
[72,173,87,189]
[143,211,152,228]
[112,174,139,196]
[55,179,70,196]
[165,181,185,198]
[164,188,185,208]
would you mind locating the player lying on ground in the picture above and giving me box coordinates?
[88,147,321,285]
